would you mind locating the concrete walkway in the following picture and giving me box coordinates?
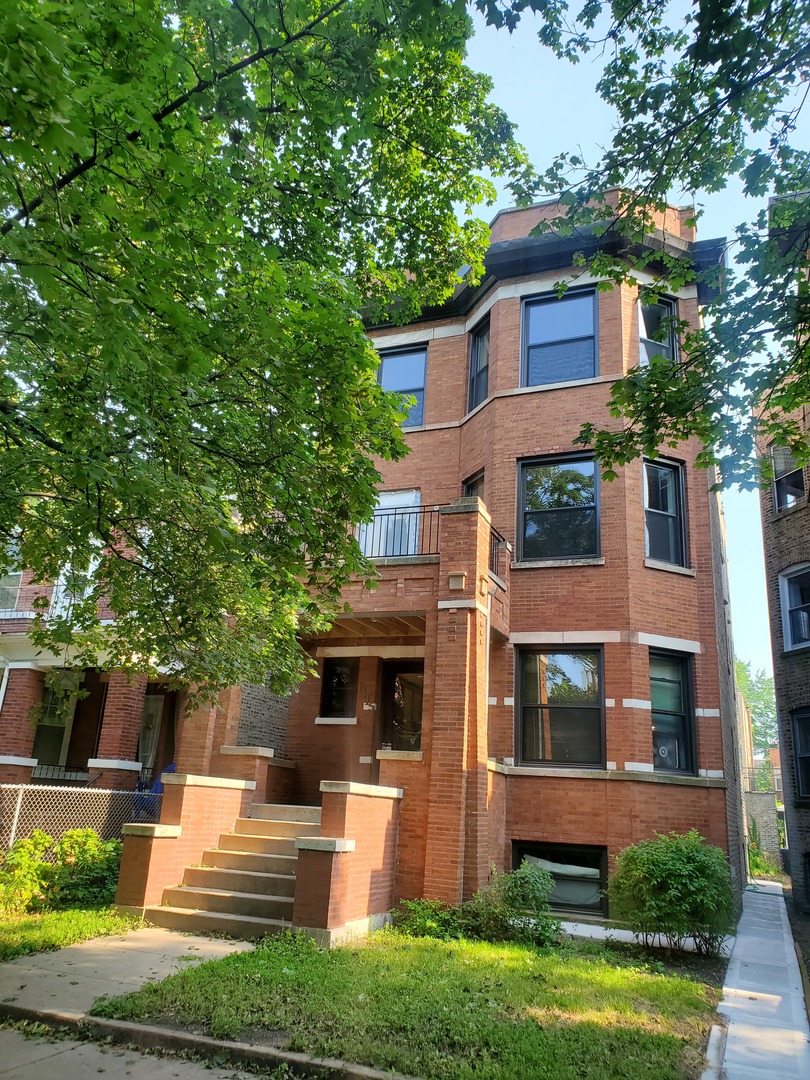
[0,926,255,1078]
[0,925,252,1020]
[711,880,810,1079]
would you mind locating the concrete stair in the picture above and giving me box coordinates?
[145,803,320,939]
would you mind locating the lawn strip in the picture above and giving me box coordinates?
[93,930,720,1080]
[0,907,142,961]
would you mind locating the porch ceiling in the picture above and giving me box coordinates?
[330,613,426,640]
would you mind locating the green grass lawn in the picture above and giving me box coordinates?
[92,930,720,1079]
[0,907,142,961]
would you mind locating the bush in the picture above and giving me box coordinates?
[608,830,734,956]
[748,842,782,879]
[47,829,123,909]
[0,830,53,914]
[0,827,123,914]
[393,898,463,940]
[393,861,560,948]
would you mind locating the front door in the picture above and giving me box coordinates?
[380,661,424,753]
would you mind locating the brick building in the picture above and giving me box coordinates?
[4,198,747,938]
[275,198,745,918]
[759,413,810,911]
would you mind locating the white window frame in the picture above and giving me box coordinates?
[779,563,810,651]
[639,296,677,367]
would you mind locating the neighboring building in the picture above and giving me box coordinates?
[0,569,288,792]
[3,197,748,937]
[760,414,810,910]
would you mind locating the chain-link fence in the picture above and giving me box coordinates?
[0,783,162,853]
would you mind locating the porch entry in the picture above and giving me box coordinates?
[380,660,424,753]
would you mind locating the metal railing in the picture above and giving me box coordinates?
[742,765,778,793]
[489,526,506,578]
[357,505,443,559]
[0,782,161,852]
[31,763,90,784]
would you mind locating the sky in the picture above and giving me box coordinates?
[464,10,784,677]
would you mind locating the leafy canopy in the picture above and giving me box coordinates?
[0,0,536,692]
[735,656,778,755]
[479,0,810,484]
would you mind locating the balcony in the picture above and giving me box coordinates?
[357,505,443,560]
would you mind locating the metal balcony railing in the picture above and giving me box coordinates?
[489,526,506,578]
[357,506,443,559]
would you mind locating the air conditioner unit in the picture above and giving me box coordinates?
[654,732,680,769]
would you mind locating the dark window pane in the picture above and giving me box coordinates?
[32,725,64,765]
[790,605,810,645]
[401,389,424,427]
[644,461,684,566]
[652,725,686,770]
[650,652,692,772]
[320,658,358,717]
[527,294,594,344]
[775,470,805,510]
[380,350,426,392]
[523,507,598,559]
[517,844,605,913]
[646,510,681,564]
[548,706,601,763]
[798,757,810,797]
[527,339,595,385]
[463,473,484,499]
[390,672,423,751]
[796,716,810,756]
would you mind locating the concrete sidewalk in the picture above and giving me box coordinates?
[0,925,252,1020]
[0,1026,258,1079]
[710,880,810,1079]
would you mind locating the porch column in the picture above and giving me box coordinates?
[89,672,147,789]
[423,499,493,903]
[0,667,44,783]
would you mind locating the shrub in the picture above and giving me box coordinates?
[47,829,123,909]
[748,843,782,879]
[393,898,462,940]
[460,861,559,947]
[0,827,123,914]
[0,830,53,914]
[392,861,560,948]
[608,830,734,956]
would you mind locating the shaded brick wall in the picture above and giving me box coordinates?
[744,791,781,857]
[237,681,289,755]
[759,422,810,909]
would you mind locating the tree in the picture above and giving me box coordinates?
[735,656,778,754]
[0,0,537,693]
[478,0,810,485]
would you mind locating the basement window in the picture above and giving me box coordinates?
[513,841,607,914]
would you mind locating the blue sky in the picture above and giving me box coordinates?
[465,12,779,676]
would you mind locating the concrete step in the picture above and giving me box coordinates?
[145,905,290,940]
[183,864,296,897]
[217,832,297,857]
[233,817,320,839]
[251,804,321,823]
[162,886,294,920]
[201,848,297,876]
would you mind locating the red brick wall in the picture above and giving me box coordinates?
[293,788,400,931]
[0,668,44,758]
